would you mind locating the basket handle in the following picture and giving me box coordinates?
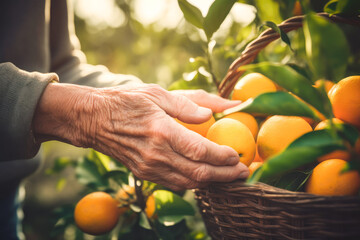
[218,12,360,98]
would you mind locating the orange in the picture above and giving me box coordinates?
[176,115,215,137]
[328,76,360,128]
[305,159,360,196]
[313,79,335,93]
[145,194,157,219]
[223,112,259,138]
[74,192,120,235]
[253,145,263,162]
[115,186,135,215]
[314,118,351,162]
[248,162,263,176]
[206,118,256,166]
[257,116,313,160]
[231,73,277,102]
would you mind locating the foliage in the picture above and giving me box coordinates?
[46,0,360,239]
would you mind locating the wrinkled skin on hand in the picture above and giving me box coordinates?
[34,84,249,191]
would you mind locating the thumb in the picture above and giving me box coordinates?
[145,85,213,124]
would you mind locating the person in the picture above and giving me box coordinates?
[0,1,249,239]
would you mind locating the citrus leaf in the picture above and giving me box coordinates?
[178,0,203,29]
[238,62,331,117]
[153,190,194,226]
[203,0,237,40]
[269,170,313,191]
[303,13,350,82]
[248,130,347,183]
[139,212,152,230]
[222,92,320,120]
[75,157,109,189]
[324,0,360,15]
[168,70,213,92]
[262,21,293,51]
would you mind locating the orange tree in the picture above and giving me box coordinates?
[47,0,360,239]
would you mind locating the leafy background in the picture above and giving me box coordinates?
[22,0,360,239]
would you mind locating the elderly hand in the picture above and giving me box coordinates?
[34,83,248,191]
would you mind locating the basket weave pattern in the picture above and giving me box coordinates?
[195,13,360,240]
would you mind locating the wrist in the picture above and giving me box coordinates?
[32,83,99,147]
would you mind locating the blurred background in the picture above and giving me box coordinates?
[22,0,353,239]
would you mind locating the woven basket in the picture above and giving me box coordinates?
[194,13,360,240]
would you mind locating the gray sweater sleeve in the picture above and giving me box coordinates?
[49,0,143,88]
[0,63,59,160]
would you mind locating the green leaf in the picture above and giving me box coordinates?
[203,0,237,39]
[324,0,360,15]
[303,13,350,82]
[248,129,347,183]
[139,212,152,230]
[178,0,204,29]
[167,70,213,91]
[222,91,320,120]
[154,190,194,225]
[238,62,331,117]
[269,169,313,191]
[75,157,109,189]
[263,21,293,51]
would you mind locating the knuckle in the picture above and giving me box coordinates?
[187,141,208,161]
[193,165,212,182]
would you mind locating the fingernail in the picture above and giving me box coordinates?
[239,170,249,179]
[195,107,212,117]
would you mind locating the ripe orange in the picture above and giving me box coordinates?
[115,186,135,215]
[223,112,259,138]
[231,73,277,102]
[248,162,263,176]
[314,118,351,162]
[206,118,256,166]
[145,194,157,219]
[176,115,215,137]
[305,159,360,196]
[74,192,120,235]
[328,76,360,128]
[257,116,313,160]
[253,145,263,162]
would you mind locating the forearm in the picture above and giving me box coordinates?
[32,83,99,148]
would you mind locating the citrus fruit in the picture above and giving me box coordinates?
[253,145,263,162]
[115,186,135,215]
[248,162,263,176]
[176,115,215,137]
[74,192,120,235]
[314,118,351,162]
[328,76,360,128]
[223,112,258,138]
[145,194,156,219]
[231,73,277,102]
[206,118,256,166]
[305,159,360,196]
[257,115,313,160]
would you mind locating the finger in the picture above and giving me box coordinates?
[172,89,242,113]
[142,85,213,124]
[168,121,240,166]
[169,153,249,183]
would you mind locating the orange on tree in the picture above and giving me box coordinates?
[145,194,157,219]
[223,112,259,138]
[231,73,277,102]
[305,159,360,196]
[206,118,256,166]
[257,115,313,161]
[115,185,135,215]
[175,115,215,137]
[314,118,351,162]
[74,192,120,235]
[328,76,360,129]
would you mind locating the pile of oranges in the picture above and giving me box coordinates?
[178,73,360,197]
